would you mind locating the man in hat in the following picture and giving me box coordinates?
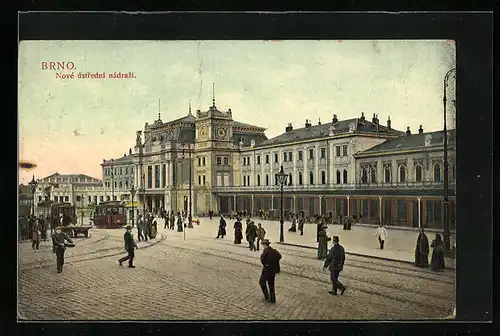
[323,236,347,296]
[118,225,138,268]
[259,239,282,303]
[51,226,74,273]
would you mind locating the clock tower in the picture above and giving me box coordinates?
[194,93,235,215]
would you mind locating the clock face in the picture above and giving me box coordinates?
[199,127,207,139]
[217,127,227,139]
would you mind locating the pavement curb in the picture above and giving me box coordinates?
[276,242,455,270]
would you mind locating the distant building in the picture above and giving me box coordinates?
[101,149,135,202]
[18,184,33,217]
[33,173,104,215]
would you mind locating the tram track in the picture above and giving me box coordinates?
[165,239,454,311]
[186,236,455,284]
[21,234,165,270]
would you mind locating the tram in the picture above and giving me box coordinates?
[93,201,127,229]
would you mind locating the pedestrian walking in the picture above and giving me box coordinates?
[298,215,305,236]
[256,223,266,251]
[288,215,297,232]
[164,214,169,230]
[170,213,175,230]
[216,215,227,238]
[374,224,388,249]
[414,227,430,267]
[51,227,74,273]
[233,218,243,244]
[247,221,257,251]
[323,236,346,296]
[317,225,330,260]
[118,225,138,268]
[316,220,323,243]
[259,239,282,303]
[209,210,213,220]
[137,215,145,242]
[430,233,446,271]
[177,212,183,232]
[32,219,41,250]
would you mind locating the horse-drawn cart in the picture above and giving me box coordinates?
[60,225,92,238]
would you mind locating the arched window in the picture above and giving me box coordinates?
[265,174,269,186]
[384,166,391,183]
[415,165,422,182]
[309,171,314,185]
[343,169,348,184]
[321,171,326,184]
[288,173,293,185]
[399,165,406,183]
[336,170,341,184]
[434,164,441,182]
[361,168,368,184]
[257,174,261,186]
[371,167,377,184]
[299,172,303,185]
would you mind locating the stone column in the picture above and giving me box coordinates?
[417,197,422,229]
[293,195,296,213]
[347,195,351,217]
[271,195,274,209]
[378,195,383,223]
[251,195,254,216]
[319,195,323,215]
[233,195,237,212]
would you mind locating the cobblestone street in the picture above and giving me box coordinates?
[18,219,456,321]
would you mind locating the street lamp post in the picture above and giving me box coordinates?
[130,184,136,228]
[141,173,146,216]
[276,165,288,243]
[28,175,38,217]
[187,143,193,229]
[443,68,456,255]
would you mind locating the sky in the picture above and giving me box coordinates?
[18,40,456,184]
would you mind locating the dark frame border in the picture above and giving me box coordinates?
[13,11,493,335]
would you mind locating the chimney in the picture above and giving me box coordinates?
[318,118,321,125]
[360,112,365,122]
[129,148,132,155]
[387,116,391,129]
[305,119,311,128]
[418,125,423,134]
[285,123,293,133]
[332,114,338,124]
[406,126,411,136]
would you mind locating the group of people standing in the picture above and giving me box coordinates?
[135,213,158,241]
[217,216,267,252]
[414,228,446,271]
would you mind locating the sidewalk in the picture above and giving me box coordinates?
[189,217,456,269]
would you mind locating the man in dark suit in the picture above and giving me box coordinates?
[119,225,138,268]
[323,236,347,296]
[259,239,282,303]
[52,227,74,273]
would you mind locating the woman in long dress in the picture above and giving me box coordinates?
[317,225,330,260]
[414,228,430,267]
[430,233,446,271]
[32,219,41,250]
[176,212,183,232]
[233,220,243,244]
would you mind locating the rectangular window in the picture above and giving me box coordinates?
[336,146,341,157]
[309,149,314,160]
[216,173,222,186]
[119,181,123,188]
[320,148,326,159]
[198,157,201,166]
[147,166,153,188]
[125,180,129,188]
[100,196,104,202]
[93,196,98,203]
[248,175,251,185]
[64,196,69,202]
[107,196,111,201]
[223,174,229,186]
[113,196,117,201]
[298,151,303,161]
[265,155,269,164]
[224,157,229,166]
[243,158,246,166]
[247,157,251,165]
[342,145,348,156]
[202,157,206,166]
[288,152,292,161]
[88,196,92,203]
[217,157,221,165]
[257,156,261,164]
[198,175,201,185]
[162,163,166,187]
[283,153,287,162]
[203,175,206,185]
[155,165,160,188]
[274,153,278,163]
[131,167,134,175]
